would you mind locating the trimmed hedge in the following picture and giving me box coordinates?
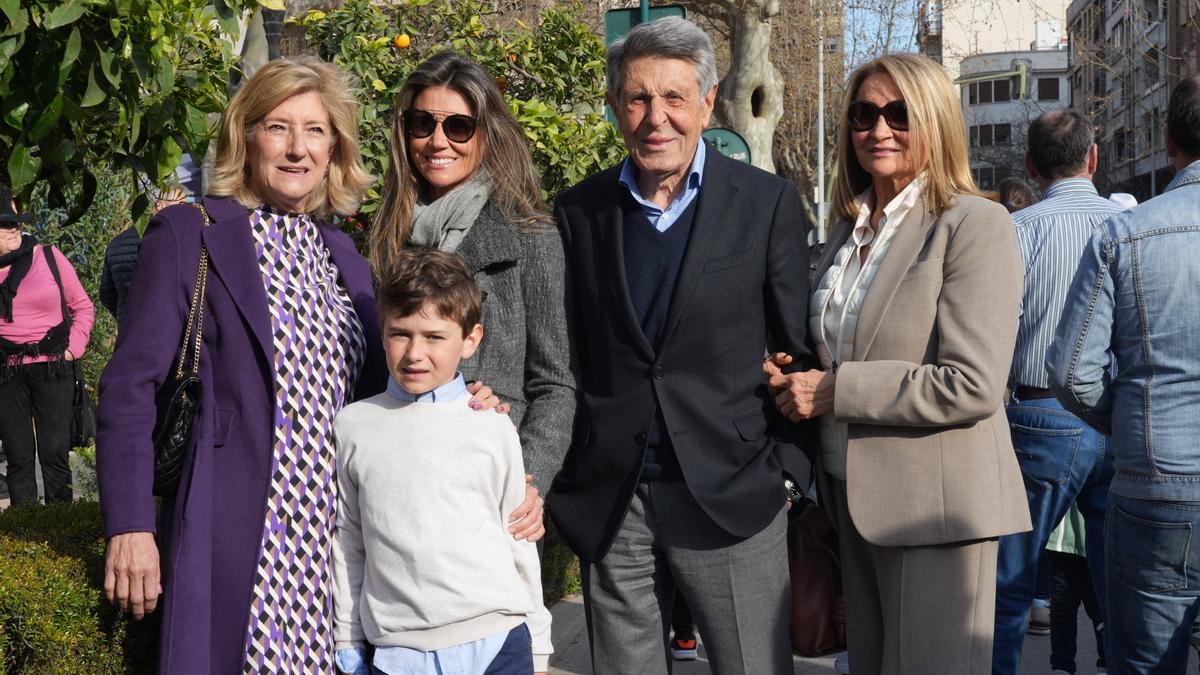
[0,502,156,674]
[0,500,580,672]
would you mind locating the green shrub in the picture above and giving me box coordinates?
[0,502,156,674]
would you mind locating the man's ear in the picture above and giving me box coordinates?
[461,323,484,359]
[1024,152,1039,182]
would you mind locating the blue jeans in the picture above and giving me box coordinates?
[992,396,1113,674]
[1106,495,1200,674]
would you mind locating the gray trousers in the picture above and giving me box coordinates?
[581,481,792,674]
[829,479,998,674]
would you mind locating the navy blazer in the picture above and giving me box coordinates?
[548,149,815,562]
[96,196,386,674]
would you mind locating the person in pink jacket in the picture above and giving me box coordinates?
[0,195,94,505]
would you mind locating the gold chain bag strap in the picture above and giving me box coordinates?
[151,203,211,497]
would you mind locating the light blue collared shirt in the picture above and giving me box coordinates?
[1009,178,1119,389]
[386,372,469,403]
[617,141,707,232]
[335,629,510,675]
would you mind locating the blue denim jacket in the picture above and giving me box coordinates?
[1047,159,1200,501]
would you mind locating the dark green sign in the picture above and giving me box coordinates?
[603,5,687,46]
[703,128,752,164]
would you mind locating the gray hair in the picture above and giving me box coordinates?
[606,16,717,99]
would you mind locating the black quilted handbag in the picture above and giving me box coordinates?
[151,204,211,497]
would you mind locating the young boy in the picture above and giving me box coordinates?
[331,248,551,675]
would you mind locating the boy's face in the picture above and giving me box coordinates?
[383,303,483,395]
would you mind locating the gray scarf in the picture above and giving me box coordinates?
[410,170,493,252]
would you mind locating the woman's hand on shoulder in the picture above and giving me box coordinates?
[104,532,161,620]
[465,380,510,414]
[764,352,835,421]
[508,474,545,542]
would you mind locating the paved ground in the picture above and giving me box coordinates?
[548,593,1200,674]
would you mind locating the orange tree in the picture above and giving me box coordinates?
[297,0,624,222]
[0,0,277,223]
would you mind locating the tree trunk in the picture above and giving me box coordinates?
[713,1,784,173]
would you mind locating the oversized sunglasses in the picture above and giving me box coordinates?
[402,109,478,143]
[847,99,909,132]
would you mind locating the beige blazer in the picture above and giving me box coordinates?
[813,192,1031,548]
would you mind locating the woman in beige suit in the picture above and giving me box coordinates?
[767,53,1030,673]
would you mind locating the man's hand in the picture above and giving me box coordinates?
[104,532,161,620]
[508,475,546,542]
[764,353,836,421]
[466,380,510,414]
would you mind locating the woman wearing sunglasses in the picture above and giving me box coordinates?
[95,57,526,673]
[765,53,1029,671]
[370,52,574,513]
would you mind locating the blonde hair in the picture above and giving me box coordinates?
[209,57,372,217]
[832,53,979,221]
[369,51,549,276]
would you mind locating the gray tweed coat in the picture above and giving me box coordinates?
[454,200,576,494]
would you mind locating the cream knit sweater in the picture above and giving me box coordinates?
[331,393,552,671]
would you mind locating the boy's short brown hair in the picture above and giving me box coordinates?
[376,247,483,335]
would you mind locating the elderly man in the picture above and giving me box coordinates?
[1048,75,1200,672]
[547,16,812,674]
[991,110,1118,675]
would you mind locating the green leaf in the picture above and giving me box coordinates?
[43,138,75,164]
[155,55,174,93]
[97,45,120,86]
[60,28,81,71]
[257,0,285,10]
[0,0,26,37]
[154,136,182,180]
[44,0,85,30]
[80,67,105,106]
[29,94,64,140]
[8,144,39,190]
[2,99,27,129]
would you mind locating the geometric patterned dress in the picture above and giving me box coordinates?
[241,205,366,673]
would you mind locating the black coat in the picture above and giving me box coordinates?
[548,149,814,562]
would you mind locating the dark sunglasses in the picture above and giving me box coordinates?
[847,99,909,132]
[402,109,478,143]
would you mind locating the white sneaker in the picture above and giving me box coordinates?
[833,651,850,674]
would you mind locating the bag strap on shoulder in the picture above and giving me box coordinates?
[176,203,212,379]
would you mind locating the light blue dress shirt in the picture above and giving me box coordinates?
[386,372,469,403]
[1010,178,1119,389]
[617,141,707,232]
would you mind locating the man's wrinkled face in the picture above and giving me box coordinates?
[607,56,715,184]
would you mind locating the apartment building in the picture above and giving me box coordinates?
[959,48,1070,189]
[1067,0,1199,197]
[918,0,1070,79]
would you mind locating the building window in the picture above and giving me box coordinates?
[1144,50,1160,85]
[970,123,1013,147]
[994,79,1011,101]
[967,78,1017,105]
[973,166,1013,190]
[1038,77,1060,101]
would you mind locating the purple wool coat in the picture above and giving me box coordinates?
[96,196,386,673]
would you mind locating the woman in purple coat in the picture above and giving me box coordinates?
[96,58,542,674]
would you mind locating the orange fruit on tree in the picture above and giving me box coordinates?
[392,33,411,49]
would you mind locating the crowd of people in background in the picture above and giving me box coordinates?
[0,12,1197,675]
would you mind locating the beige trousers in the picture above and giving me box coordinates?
[829,479,998,674]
